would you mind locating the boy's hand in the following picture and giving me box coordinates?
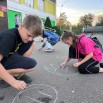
[11,80,27,90]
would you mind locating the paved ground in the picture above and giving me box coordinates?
[1,34,103,103]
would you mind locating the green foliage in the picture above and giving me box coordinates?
[96,15,103,26]
[44,17,52,28]
[52,26,61,36]
[79,13,94,27]
[72,25,83,35]
[96,23,103,26]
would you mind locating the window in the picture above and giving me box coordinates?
[48,0,56,3]
[38,0,44,12]
[25,0,34,8]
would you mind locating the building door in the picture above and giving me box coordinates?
[8,10,22,29]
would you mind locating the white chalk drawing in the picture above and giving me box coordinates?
[12,84,58,103]
[44,64,79,77]
[56,56,65,60]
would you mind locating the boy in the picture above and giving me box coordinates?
[39,30,60,52]
[0,14,43,90]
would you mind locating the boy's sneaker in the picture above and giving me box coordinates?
[0,93,5,100]
[100,63,103,68]
[45,48,54,52]
[0,80,10,88]
[15,74,32,84]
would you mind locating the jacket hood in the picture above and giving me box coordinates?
[77,33,86,39]
[77,33,87,43]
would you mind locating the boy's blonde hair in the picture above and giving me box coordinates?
[23,14,43,36]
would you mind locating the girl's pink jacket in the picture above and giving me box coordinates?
[76,33,102,62]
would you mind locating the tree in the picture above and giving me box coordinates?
[56,12,71,32]
[79,13,94,27]
[96,15,103,26]
[52,26,61,36]
[44,16,52,28]
[72,25,83,35]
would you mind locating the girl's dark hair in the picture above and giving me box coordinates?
[61,30,77,46]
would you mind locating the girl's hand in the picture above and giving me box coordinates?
[60,62,67,68]
[73,62,80,68]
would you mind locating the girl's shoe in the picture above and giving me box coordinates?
[100,63,103,68]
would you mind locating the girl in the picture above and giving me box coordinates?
[61,31,103,74]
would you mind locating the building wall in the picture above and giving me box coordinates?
[20,0,25,4]
[44,0,56,15]
[34,0,38,9]
[7,0,56,29]
[11,0,56,16]
[0,0,8,31]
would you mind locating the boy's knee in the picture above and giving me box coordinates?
[27,58,37,69]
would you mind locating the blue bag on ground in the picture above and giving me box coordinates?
[43,31,60,46]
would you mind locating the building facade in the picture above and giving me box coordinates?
[0,0,8,31]
[0,0,56,31]
[7,0,56,29]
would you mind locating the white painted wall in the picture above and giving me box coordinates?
[7,0,56,21]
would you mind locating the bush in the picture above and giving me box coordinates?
[52,26,62,36]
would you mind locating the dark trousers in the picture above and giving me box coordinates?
[15,25,19,28]
[69,46,99,74]
[1,41,37,70]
